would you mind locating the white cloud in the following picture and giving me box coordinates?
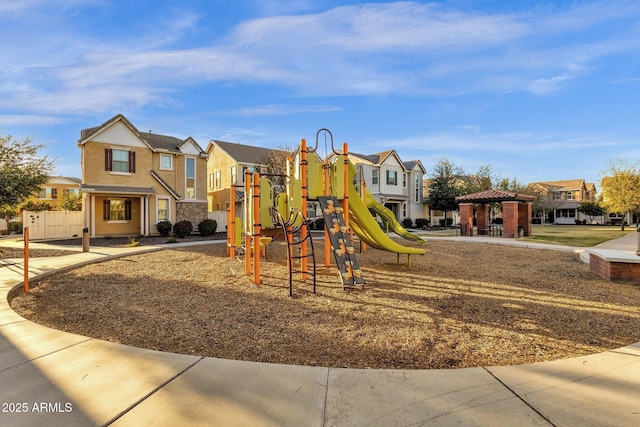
[231,104,343,116]
[2,0,640,117]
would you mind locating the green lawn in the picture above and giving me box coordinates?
[522,224,634,247]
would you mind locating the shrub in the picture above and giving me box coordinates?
[314,217,325,230]
[197,219,217,236]
[173,220,193,238]
[402,218,413,228]
[415,218,429,229]
[9,222,23,234]
[156,220,173,237]
[20,201,52,212]
[166,236,177,244]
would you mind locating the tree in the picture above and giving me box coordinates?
[599,158,640,230]
[496,177,528,193]
[577,201,605,224]
[59,190,82,211]
[461,164,496,194]
[427,158,464,226]
[0,135,54,233]
[260,144,296,194]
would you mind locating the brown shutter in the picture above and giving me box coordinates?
[129,151,136,173]
[105,148,113,171]
[103,200,110,220]
[125,200,132,220]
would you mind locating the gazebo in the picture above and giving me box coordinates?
[455,189,536,238]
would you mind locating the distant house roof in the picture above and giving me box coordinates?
[210,140,276,165]
[350,150,425,172]
[48,176,82,185]
[78,114,206,156]
[528,179,586,191]
[456,189,536,204]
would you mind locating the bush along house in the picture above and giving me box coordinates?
[77,114,208,237]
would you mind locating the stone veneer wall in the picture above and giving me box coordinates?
[176,201,209,229]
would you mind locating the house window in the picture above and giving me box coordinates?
[557,209,576,218]
[160,154,172,170]
[403,173,407,188]
[372,170,379,185]
[105,148,135,173]
[186,158,196,199]
[157,198,169,221]
[231,166,237,185]
[103,200,131,221]
[414,175,420,203]
[215,170,221,189]
[386,170,398,186]
[66,188,80,198]
[209,173,214,190]
[402,203,407,217]
[39,187,57,199]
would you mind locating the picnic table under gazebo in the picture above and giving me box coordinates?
[455,189,536,238]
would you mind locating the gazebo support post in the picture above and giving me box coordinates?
[503,201,519,238]
[459,203,474,237]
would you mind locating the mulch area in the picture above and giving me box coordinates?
[9,238,640,369]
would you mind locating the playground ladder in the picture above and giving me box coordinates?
[271,207,317,297]
[318,196,365,290]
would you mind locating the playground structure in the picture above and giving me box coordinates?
[226,129,426,295]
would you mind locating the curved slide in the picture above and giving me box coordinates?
[364,191,425,244]
[346,178,425,256]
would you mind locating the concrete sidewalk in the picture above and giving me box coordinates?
[1,238,640,426]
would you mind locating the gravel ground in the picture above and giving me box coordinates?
[10,238,640,369]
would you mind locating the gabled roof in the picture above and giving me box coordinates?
[48,176,82,185]
[351,150,425,173]
[456,189,536,203]
[403,160,426,174]
[209,140,275,165]
[78,114,205,156]
[151,170,181,200]
[528,179,586,191]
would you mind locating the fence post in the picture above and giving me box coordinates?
[23,227,29,293]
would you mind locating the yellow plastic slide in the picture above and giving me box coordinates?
[347,178,425,256]
[364,190,425,244]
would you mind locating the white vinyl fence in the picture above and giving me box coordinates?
[207,211,228,232]
[22,210,84,240]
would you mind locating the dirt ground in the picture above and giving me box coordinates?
[9,238,640,369]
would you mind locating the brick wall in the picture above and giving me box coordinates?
[503,201,518,238]
[459,203,473,236]
[590,253,640,283]
[476,204,489,235]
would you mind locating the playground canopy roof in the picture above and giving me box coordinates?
[455,189,536,204]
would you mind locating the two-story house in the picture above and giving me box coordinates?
[526,179,598,224]
[25,176,82,211]
[78,114,208,237]
[350,150,426,224]
[206,140,275,213]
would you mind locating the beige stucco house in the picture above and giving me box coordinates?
[26,176,82,210]
[526,179,598,224]
[78,114,208,237]
[206,140,275,212]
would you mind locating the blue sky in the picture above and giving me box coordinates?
[2,0,640,187]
